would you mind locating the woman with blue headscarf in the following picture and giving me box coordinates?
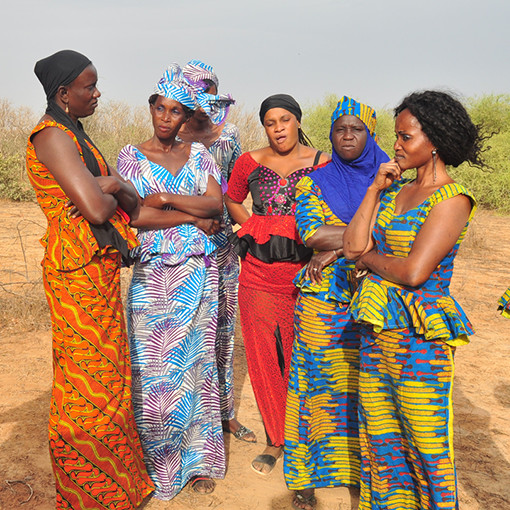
[284,97,389,510]
[117,64,234,499]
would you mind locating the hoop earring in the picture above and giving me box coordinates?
[432,149,437,183]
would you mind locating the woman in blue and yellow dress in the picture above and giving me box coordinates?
[284,96,389,510]
[498,288,510,318]
[344,90,485,510]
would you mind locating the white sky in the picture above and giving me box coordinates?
[1,0,509,115]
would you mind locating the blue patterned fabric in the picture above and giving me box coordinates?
[205,122,242,420]
[117,143,221,264]
[155,63,234,125]
[117,142,226,499]
[293,176,354,303]
[350,178,477,509]
[350,179,477,346]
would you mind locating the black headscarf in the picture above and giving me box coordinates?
[258,93,312,147]
[33,50,131,264]
[259,93,302,124]
[34,49,92,100]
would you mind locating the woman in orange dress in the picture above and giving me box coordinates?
[26,50,153,509]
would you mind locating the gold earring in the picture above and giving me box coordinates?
[432,149,437,183]
[65,103,69,114]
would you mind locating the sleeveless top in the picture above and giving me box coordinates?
[26,121,138,271]
[350,179,477,346]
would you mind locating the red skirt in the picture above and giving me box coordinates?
[238,253,305,446]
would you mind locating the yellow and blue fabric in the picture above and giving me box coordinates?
[310,96,389,224]
[331,95,378,138]
[498,287,510,319]
[284,176,362,490]
[350,179,476,510]
[155,63,234,125]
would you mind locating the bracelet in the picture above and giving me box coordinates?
[333,249,339,258]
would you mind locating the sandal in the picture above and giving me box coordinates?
[250,454,278,476]
[292,490,317,510]
[189,475,216,494]
[222,420,257,443]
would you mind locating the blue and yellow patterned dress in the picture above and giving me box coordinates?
[284,176,361,490]
[498,287,510,319]
[350,178,476,510]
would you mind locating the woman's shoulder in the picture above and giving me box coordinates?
[29,118,75,143]
[431,181,476,205]
[118,143,139,159]
[220,122,240,139]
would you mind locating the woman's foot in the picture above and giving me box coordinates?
[250,445,283,475]
[189,475,216,494]
[222,418,257,443]
[292,489,317,510]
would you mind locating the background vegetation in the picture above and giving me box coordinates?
[1,94,509,211]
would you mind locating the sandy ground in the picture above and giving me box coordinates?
[0,200,509,510]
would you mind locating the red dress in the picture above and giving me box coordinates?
[228,152,321,446]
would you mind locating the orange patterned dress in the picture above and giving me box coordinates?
[26,121,153,509]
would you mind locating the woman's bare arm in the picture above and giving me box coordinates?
[33,127,119,224]
[358,194,473,287]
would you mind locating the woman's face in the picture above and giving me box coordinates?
[263,107,300,153]
[331,115,367,161]
[150,96,188,138]
[394,109,436,170]
[65,64,100,120]
[193,83,218,122]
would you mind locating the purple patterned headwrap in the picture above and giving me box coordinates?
[155,62,235,125]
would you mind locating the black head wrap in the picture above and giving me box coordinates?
[32,50,131,265]
[34,49,92,100]
[258,93,313,147]
[259,93,302,124]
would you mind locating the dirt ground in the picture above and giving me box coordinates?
[0,200,509,510]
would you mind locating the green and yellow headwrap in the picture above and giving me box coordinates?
[331,96,378,139]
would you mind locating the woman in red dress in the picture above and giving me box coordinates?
[225,94,329,475]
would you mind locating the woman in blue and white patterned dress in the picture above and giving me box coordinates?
[117,63,234,499]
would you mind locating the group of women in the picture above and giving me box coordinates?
[27,48,507,510]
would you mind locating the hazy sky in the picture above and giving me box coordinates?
[2,0,509,115]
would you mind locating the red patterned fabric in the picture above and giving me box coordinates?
[238,280,297,446]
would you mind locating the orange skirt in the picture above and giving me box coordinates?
[43,252,153,509]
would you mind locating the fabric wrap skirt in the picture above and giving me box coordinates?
[43,251,153,510]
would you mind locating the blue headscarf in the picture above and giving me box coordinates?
[155,63,235,124]
[310,96,389,223]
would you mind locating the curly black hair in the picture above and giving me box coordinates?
[394,90,484,168]
[148,93,194,119]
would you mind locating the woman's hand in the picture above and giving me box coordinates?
[142,193,172,209]
[95,175,121,195]
[371,159,402,192]
[305,249,340,285]
[194,217,222,236]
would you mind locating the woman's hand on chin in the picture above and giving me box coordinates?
[371,159,402,192]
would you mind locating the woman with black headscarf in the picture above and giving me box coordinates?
[26,50,153,509]
[225,94,330,475]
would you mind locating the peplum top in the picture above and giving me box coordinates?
[227,152,322,263]
[350,179,477,346]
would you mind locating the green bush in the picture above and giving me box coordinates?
[0,153,34,201]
